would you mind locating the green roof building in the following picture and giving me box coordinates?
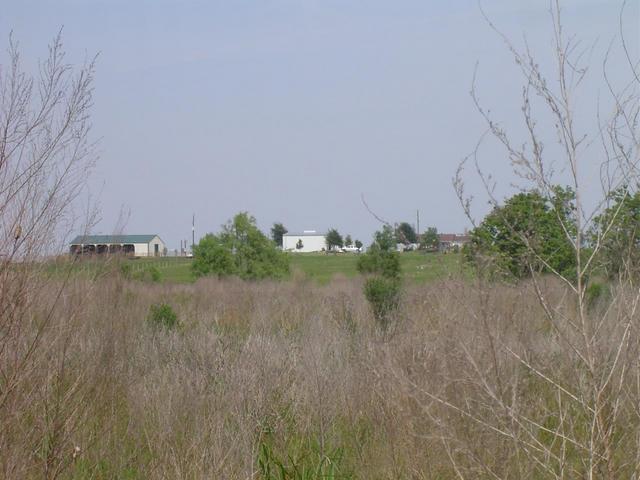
[70,234,166,257]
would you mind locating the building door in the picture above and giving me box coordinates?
[154,243,159,256]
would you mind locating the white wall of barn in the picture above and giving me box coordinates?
[131,237,166,257]
[133,243,150,256]
[282,234,326,253]
[149,236,166,256]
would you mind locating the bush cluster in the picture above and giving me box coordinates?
[147,303,178,330]
[357,227,402,330]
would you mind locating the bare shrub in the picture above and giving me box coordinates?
[432,1,640,477]
[0,32,97,478]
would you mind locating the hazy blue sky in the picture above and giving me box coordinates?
[1,1,637,249]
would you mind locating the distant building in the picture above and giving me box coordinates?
[69,234,166,257]
[438,233,471,252]
[282,231,327,253]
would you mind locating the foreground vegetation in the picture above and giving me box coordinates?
[4,268,640,479]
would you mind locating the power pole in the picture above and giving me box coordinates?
[192,214,195,253]
[416,209,420,237]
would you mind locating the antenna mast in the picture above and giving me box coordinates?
[192,214,195,253]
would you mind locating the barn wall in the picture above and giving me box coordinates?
[283,235,327,253]
[149,237,166,257]
[134,243,149,256]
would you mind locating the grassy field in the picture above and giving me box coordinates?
[115,251,468,284]
[6,266,638,478]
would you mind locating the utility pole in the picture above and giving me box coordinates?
[416,209,420,237]
[191,214,195,253]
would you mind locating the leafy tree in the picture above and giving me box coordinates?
[345,235,353,247]
[270,222,288,247]
[193,212,289,280]
[325,228,344,251]
[373,225,397,251]
[354,239,363,250]
[191,234,235,277]
[420,227,439,250]
[396,222,417,244]
[296,238,304,250]
[591,187,640,278]
[467,187,576,279]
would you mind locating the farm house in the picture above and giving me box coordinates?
[282,231,327,253]
[69,234,166,257]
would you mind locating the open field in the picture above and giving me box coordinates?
[3,269,639,478]
[92,251,468,284]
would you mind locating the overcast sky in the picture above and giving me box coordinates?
[1,1,637,249]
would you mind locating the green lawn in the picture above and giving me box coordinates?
[53,251,468,284]
[151,251,468,284]
[288,251,467,284]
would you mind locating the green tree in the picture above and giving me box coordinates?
[191,234,235,277]
[270,222,288,247]
[373,225,397,251]
[325,228,344,251]
[354,239,363,250]
[467,188,576,279]
[420,227,439,250]
[396,222,417,244]
[591,187,640,278]
[193,212,289,280]
[344,234,353,247]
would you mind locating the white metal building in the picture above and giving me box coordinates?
[69,234,166,257]
[282,231,327,253]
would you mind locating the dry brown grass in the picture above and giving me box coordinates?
[1,267,639,479]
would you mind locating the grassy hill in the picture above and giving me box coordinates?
[142,251,467,284]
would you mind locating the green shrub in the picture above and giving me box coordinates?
[364,276,401,330]
[147,303,178,330]
[135,265,162,283]
[358,228,403,331]
[147,266,161,282]
[257,440,348,480]
[120,263,161,283]
[356,246,401,279]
